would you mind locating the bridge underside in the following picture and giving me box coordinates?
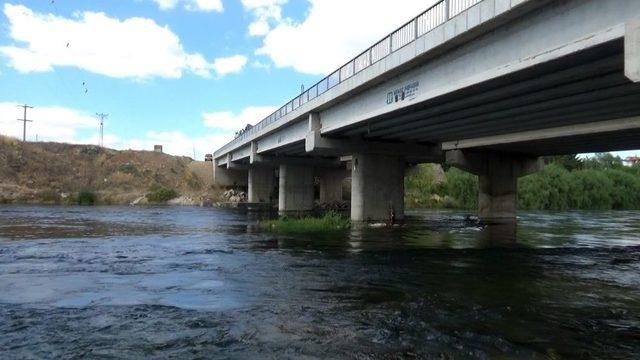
[327,40,640,156]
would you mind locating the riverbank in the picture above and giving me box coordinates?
[406,154,640,211]
[0,135,223,206]
[3,136,638,212]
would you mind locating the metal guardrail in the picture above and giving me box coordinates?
[216,0,482,156]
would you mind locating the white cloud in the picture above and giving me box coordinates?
[203,105,278,130]
[0,102,97,142]
[248,19,270,37]
[251,60,271,70]
[74,131,231,159]
[0,4,218,79]
[153,0,179,10]
[254,0,438,74]
[0,102,277,159]
[152,0,223,12]
[120,131,231,159]
[212,55,248,76]
[241,0,287,37]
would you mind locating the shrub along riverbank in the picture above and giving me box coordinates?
[259,211,351,234]
[405,153,640,211]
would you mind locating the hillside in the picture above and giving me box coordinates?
[0,135,221,205]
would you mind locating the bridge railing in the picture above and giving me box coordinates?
[215,0,482,156]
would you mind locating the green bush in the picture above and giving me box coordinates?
[77,190,96,205]
[445,168,478,209]
[602,169,640,209]
[405,164,443,207]
[186,172,202,190]
[118,163,140,176]
[260,210,350,233]
[37,189,60,204]
[566,169,614,209]
[519,164,571,210]
[146,186,178,202]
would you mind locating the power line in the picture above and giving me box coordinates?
[16,104,34,142]
[96,113,108,147]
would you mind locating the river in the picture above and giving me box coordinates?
[1,206,639,358]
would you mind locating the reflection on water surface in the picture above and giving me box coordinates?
[1,206,639,358]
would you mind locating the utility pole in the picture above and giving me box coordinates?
[16,104,33,142]
[96,113,108,147]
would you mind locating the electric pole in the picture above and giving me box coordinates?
[16,104,33,142]
[96,113,108,147]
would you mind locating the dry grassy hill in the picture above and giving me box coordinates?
[0,135,221,205]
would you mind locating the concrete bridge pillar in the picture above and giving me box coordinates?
[248,167,275,203]
[446,150,543,223]
[319,168,346,203]
[278,164,315,214]
[351,153,405,222]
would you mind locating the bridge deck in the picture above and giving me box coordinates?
[215,0,640,165]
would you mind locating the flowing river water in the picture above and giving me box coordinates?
[0,205,639,359]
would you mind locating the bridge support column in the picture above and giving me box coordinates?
[278,164,315,215]
[446,150,543,223]
[319,168,346,203]
[351,153,405,222]
[248,167,275,203]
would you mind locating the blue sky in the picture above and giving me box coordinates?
[0,0,638,160]
[0,0,328,157]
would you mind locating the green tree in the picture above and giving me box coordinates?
[545,154,583,171]
[603,169,640,209]
[566,169,614,209]
[519,164,571,210]
[583,153,623,170]
[445,168,478,209]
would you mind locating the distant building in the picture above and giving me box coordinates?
[624,156,640,166]
[204,154,213,162]
[154,145,163,153]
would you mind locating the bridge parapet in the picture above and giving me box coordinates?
[214,0,492,158]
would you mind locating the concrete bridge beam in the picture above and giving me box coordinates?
[351,153,405,223]
[224,153,248,170]
[278,164,315,215]
[306,113,441,166]
[306,128,441,161]
[319,168,347,203]
[248,167,275,204]
[446,150,543,223]
[626,17,640,82]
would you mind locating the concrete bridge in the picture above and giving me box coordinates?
[213,0,640,223]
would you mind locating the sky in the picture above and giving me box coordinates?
[0,0,637,160]
[0,0,435,159]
